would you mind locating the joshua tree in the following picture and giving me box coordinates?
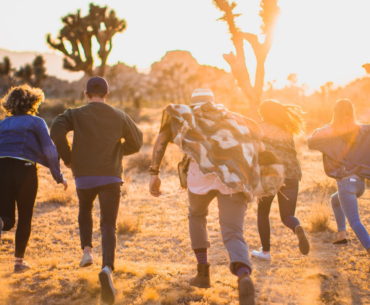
[33,56,47,88]
[14,55,47,88]
[14,64,33,85]
[213,0,280,117]
[46,3,126,77]
[0,56,14,91]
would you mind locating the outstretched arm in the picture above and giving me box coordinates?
[50,109,73,166]
[149,127,173,197]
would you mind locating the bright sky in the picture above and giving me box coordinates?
[1,0,370,91]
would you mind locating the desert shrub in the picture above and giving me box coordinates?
[309,204,332,232]
[310,178,337,196]
[124,150,177,175]
[117,213,141,235]
[143,128,157,146]
[142,287,160,301]
[46,186,73,206]
[124,151,152,175]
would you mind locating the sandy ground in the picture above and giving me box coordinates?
[0,123,370,305]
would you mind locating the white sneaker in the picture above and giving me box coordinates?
[251,248,271,261]
[99,266,116,305]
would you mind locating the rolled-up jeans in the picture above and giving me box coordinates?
[77,183,121,270]
[331,177,370,250]
[188,190,251,275]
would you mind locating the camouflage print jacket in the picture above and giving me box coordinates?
[259,122,302,181]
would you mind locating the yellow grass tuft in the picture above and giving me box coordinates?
[142,287,160,301]
[309,204,332,232]
[144,265,157,275]
[117,213,141,235]
[311,178,337,196]
[46,186,73,206]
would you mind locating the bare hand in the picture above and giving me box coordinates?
[149,175,162,197]
[62,178,68,191]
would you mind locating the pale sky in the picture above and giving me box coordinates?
[1,0,370,91]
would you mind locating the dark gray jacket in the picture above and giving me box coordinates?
[307,124,370,179]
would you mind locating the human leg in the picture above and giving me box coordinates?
[187,190,216,251]
[14,162,38,259]
[98,183,121,271]
[217,192,251,275]
[331,190,347,242]
[256,195,274,253]
[97,183,121,305]
[277,179,300,232]
[77,188,98,251]
[337,178,370,251]
[0,158,17,236]
[217,192,254,304]
[187,190,216,288]
[277,179,309,254]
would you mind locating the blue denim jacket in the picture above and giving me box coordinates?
[0,114,63,183]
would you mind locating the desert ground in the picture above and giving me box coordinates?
[0,108,370,305]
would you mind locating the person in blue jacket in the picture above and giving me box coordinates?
[0,85,68,272]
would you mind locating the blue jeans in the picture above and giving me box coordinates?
[331,177,370,250]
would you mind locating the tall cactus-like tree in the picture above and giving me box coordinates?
[46,3,127,77]
[14,64,33,85]
[0,56,14,91]
[33,55,47,88]
[213,0,280,117]
[14,55,47,88]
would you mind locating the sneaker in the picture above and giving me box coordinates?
[14,261,32,273]
[295,225,310,255]
[79,252,94,268]
[238,273,255,305]
[99,266,116,305]
[332,239,348,246]
[251,248,271,261]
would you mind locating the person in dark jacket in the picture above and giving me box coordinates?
[308,99,370,254]
[50,76,143,305]
[0,85,67,272]
[251,100,310,261]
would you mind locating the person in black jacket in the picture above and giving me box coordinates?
[51,77,143,305]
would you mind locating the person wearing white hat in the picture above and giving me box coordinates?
[148,88,284,305]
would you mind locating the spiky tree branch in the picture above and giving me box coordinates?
[213,0,280,116]
[47,3,126,77]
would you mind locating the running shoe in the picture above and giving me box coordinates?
[251,248,271,261]
[99,266,116,305]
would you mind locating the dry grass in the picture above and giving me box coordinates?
[311,178,337,196]
[117,213,141,235]
[142,287,160,301]
[1,117,370,304]
[309,204,332,233]
[44,185,74,206]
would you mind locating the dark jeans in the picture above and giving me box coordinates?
[257,178,300,252]
[0,158,38,258]
[77,183,121,270]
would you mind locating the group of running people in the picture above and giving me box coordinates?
[1,77,369,305]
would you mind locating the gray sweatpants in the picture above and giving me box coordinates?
[188,190,252,275]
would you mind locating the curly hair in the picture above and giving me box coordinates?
[1,85,45,116]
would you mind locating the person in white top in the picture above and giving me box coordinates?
[149,89,266,305]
